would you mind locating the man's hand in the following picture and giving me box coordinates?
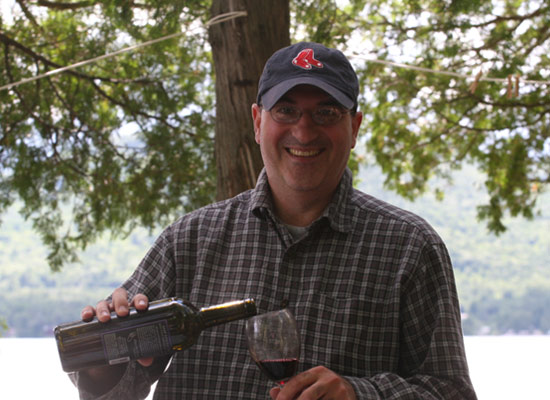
[81,287,153,368]
[269,366,357,400]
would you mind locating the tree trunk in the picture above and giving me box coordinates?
[208,0,290,201]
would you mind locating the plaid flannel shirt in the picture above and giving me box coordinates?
[72,168,476,399]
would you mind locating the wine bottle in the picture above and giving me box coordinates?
[54,297,256,372]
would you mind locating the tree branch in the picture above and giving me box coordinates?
[33,0,152,10]
[33,0,93,10]
[0,31,155,86]
[15,0,41,28]
[466,6,550,29]
[520,25,550,61]
[2,31,198,146]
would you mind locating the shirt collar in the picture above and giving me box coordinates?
[320,168,353,233]
[250,168,275,221]
[251,168,354,233]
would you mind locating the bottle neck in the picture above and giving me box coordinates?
[199,298,257,329]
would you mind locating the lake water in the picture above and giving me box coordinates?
[1,336,548,399]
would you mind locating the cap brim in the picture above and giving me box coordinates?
[260,77,354,110]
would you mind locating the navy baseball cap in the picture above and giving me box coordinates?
[256,42,359,110]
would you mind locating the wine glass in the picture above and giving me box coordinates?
[245,308,300,386]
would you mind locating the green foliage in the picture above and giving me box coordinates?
[1,0,549,270]
[1,0,216,270]
[291,0,366,44]
[353,0,550,236]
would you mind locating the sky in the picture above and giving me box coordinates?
[1,0,15,25]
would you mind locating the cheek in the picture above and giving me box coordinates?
[256,121,282,149]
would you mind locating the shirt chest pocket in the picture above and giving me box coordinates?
[293,293,391,377]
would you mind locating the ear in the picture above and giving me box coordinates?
[350,111,363,149]
[251,104,262,144]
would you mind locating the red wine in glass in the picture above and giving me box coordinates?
[246,308,300,386]
[256,357,299,384]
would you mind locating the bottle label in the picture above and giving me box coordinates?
[101,320,173,365]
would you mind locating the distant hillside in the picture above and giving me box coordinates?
[1,163,549,336]
[357,163,550,335]
[0,209,158,337]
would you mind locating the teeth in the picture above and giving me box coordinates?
[288,148,321,157]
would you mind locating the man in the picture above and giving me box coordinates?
[72,42,477,399]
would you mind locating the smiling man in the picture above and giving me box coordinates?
[71,42,477,400]
[252,43,362,230]
[252,84,362,228]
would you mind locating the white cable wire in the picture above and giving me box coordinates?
[350,53,550,86]
[0,11,247,92]
[2,10,549,92]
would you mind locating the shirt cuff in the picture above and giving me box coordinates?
[345,376,381,399]
[69,362,154,400]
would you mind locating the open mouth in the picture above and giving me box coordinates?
[286,148,323,157]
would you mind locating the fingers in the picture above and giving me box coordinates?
[95,300,113,323]
[81,288,150,323]
[279,369,318,400]
[131,293,149,311]
[111,287,130,317]
[81,305,95,322]
[275,366,357,400]
[137,357,154,367]
[270,386,281,399]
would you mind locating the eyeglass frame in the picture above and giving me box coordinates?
[262,102,355,126]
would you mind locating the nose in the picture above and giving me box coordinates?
[290,111,320,144]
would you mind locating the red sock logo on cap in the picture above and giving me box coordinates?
[292,49,323,70]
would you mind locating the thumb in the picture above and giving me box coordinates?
[137,357,154,367]
[269,386,281,399]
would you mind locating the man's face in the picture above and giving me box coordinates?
[252,85,362,202]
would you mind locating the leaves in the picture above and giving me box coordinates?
[353,0,550,234]
[1,0,549,269]
[1,0,214,269]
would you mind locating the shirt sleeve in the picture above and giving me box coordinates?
[121,224,178,301]
[69,356,171,400]
[346,242,477,399]
[70,226,177,399]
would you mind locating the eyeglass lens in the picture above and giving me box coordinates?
[270,104,347,125]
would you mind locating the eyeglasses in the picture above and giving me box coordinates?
[268,103,350,126]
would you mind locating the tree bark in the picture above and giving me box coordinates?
[208,0,290,201]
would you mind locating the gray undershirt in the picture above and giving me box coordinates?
[285,224,309,240]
